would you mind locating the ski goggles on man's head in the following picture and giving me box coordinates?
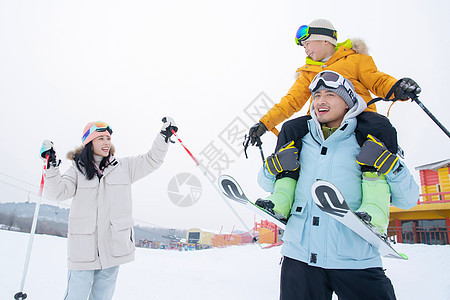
[295,25,337,46]
[309,71,357,103]
[81,121,113,143]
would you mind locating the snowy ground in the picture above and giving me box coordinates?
[2,229,450,300]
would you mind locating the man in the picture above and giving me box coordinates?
[258,71,419,299]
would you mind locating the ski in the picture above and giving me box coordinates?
[311,180,407,260]
[218,175,287,230]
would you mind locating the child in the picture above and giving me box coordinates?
[248,18,421,139]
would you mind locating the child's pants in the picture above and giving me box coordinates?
[63,266,120,300]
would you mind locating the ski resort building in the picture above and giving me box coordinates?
[254,220,281,245]
[186,228,215,247]
[185,223,281,248]
[388,159,450,245]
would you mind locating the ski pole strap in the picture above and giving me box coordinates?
[367,81,399,107]
[243,134,251,159]
[367,84,450,139]
[243,134,264,161]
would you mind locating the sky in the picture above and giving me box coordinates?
[2,230,450,299]
[0,0,449,232]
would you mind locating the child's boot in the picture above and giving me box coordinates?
[255,177,296,220]
[356,172,391,235]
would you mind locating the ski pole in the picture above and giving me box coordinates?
[368,93,450,139]
[243,134,266,166]
[14,155,49,300]
[412,96,450,139]
[170,129,261,246]
[255,137,265,166]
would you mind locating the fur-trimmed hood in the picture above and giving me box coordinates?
[348,38,368,55]
[295,38,369,79]
[66,144,116,161]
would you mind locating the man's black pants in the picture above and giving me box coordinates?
[280,257,396,300]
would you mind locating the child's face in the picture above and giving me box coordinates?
[92,135,112,157]
[303,40,330,61]
[313,89,349,128]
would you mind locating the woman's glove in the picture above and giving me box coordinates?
[40,140,61,168]
[356,134,398,175]
[265,141,299,176]
[160,117,178,143]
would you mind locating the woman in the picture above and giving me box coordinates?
[40,117,177,300]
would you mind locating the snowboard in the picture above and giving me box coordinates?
[311,180,407,260]
[218,175,287,230]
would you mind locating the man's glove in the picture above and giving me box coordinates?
[160,117,178,143]
[248,122,267,146]
[356,134,399,175]
[265,141,299,176]
[394,78,422,100]
[40,140,61,168]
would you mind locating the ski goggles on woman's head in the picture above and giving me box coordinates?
[81,121,113,143]
[309,71,357,103]
[295,25,337,46]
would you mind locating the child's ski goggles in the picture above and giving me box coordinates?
[309,71,357,104]
[295,25,337,46]
[82,121,113,143]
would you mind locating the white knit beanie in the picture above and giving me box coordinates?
[306,19,337,46]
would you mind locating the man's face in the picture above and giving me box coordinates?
[313,89,349,128]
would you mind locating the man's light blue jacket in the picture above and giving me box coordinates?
[258,93,419,269]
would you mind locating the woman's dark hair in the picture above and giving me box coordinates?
[74,141,111,180]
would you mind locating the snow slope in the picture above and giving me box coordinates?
[2,229,450,300]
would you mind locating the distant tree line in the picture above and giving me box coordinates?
[0,203,188,244]
[0,212,68,237]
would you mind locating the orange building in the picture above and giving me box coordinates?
[210,231,253,247]
[388,159,450,245]
[254,220,281,245]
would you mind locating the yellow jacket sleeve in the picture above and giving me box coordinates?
[260,71,315,131]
